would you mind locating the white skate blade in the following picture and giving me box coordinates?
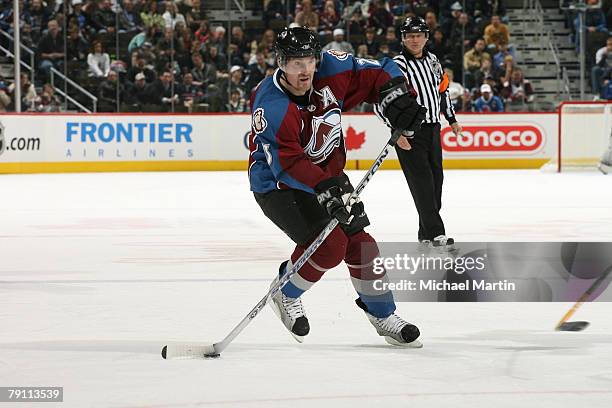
[269,296,305,343]
[162,343,219,359]
[384,336,423,348]
[598,162,610,175]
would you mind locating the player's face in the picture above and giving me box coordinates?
[282,56,317,95]
[402,32,427,56]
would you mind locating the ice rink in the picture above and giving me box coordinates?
[1,169,612,408]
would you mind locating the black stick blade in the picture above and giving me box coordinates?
[556,321,590,331]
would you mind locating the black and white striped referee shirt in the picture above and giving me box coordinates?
[375,49,457,126]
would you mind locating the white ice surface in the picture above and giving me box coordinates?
[1,170,612,408]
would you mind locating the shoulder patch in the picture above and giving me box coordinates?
[326,49,349,61]
[252,108,268,134]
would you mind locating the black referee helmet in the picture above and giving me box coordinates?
[274,27,321,66]
[400,17,430,38]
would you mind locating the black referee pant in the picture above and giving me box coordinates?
[395,123,446,241]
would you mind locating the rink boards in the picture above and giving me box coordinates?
[0,112,557,173]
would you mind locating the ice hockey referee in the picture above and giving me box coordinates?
[376,16,463,251]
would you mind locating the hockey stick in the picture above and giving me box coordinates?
[162,130,405,359]
[555,265,612,331]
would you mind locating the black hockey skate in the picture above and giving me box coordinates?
[356,298,423,348]
[269,261,310,343]
[430,235,456,252]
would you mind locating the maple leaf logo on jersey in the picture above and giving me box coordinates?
[345,126,366,150]
[305,108,342,164]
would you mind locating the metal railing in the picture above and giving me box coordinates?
[50,67,97,113]
[1,28,97,112]
[0,44,33,73]
[0,29,35,85]
[525,0,575,102]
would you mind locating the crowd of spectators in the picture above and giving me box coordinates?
[0,0,610,113]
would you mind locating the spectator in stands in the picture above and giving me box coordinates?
[425,11,439,34]
[7,73,37,111]
[207,26,227,55]
[441,1,463,36]
[463,38,490,89]
[126,72,150,109]
[296,0,319,31]
[92,0,119,35]
[37,19,65,81]
[177,72,204,109]
[195,20,211,45]
[231,26,251,61]
[245,51,271,96]
[224,65,246,98]
[128,24,160,54]
[474,57,499,88]
[140,0,165,29]
[147,70,179,109]
[574,0,608,51]
[191,52,216,88]
[119,0,142,33]
[363,27,381,56]
[499,54,516,85]
[368,0,394,33]
[66,25,89,62]
[0,0,27,35]
[492,40,516,69]
[87,41,111,78]
[69,0,88,35]
[259,29,277,58]
[474,83,504,112]
[319,0,340,36]
[29,0,50,43]
[206,45,227,72]
[347,8,365,37]
[0,76,11,112]
[20,23,34,49]
[444,68,465,112]
[264,0,286,29]
[34,83,62,112]
[449,12,478,50]
[322,28,355,54]
[162,1,186,29]
[428,29,452,64]
[127,52,157,83]
[385,26,402,54]
[473,0,506,23]
[483,74,501,96]
[156,27,183,71]
[226,88,248,112]
[356,44,370,58]
[484,15,510,52]
[602,69,612,99]
[501,68,534,111]
[98,70,123,112]
[592,36,612,98]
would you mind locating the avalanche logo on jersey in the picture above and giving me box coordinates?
[305,108,342,164]
[252,108,267,134]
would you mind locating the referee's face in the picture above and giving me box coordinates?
[402,32,428,57]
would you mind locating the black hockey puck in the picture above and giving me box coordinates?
[161,345,167,359]
[205,353,221,358]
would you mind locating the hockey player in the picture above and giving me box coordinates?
[248,27,426,347]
